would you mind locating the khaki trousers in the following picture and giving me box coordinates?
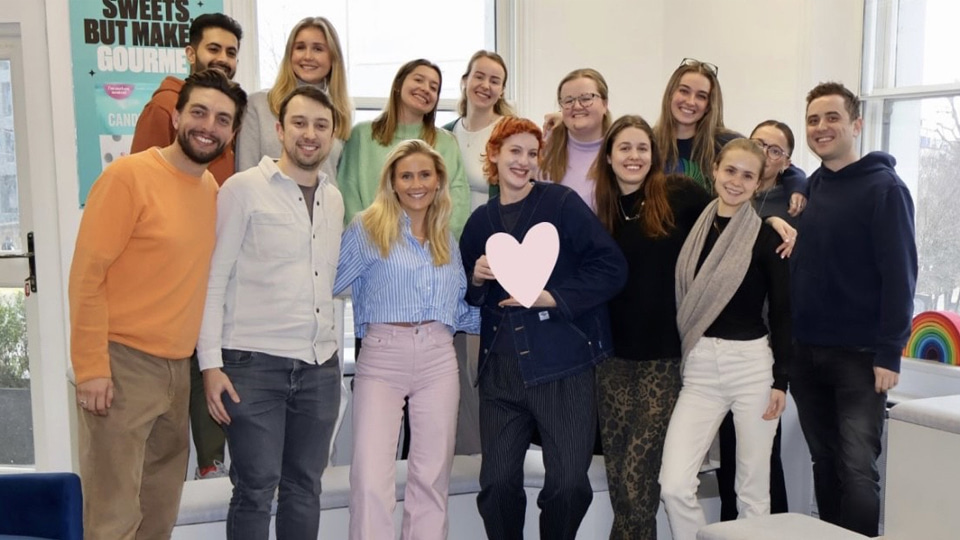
[78,341,191,540]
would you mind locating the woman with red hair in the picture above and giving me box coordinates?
[460,117,627,539]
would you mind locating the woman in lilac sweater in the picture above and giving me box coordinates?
[540,68,612,212]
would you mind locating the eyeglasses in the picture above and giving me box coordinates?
[679,58,719,77]
[751,138,789,160]
[559,93,601,110]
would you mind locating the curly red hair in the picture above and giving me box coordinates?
[483,117,544,185]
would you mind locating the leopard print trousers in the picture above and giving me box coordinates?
[597,357,682,540]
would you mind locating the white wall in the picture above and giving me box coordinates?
[513,0,864,173]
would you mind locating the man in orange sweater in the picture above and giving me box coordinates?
[130,11,243,482]
[69,70,247,540]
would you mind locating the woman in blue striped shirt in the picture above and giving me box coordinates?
[333,139,478,540]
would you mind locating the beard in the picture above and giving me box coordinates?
[286,141,328,172]
[178,129,227,165]
[195,59,236,80]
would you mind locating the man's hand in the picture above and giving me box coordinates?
[203,368,240,425]
[77,377,114,416]
[874,366,899,394]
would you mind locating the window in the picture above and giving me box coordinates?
[254,0,500,127]
[862,0,960,315]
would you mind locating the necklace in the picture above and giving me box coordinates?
[754,187,771,215]
[617,196,643,221]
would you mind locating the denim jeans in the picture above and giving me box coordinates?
[221,349,341,540]
[790,345,886,537]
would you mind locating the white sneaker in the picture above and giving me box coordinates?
[194,460,228,480]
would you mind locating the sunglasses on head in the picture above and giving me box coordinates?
[679,58,719,77]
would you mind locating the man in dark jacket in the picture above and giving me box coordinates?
[790,81,917,537]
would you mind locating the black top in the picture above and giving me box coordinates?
[696,216,792,390]
[608,178,711,362]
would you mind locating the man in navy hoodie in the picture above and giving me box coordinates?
[790,82,917,537]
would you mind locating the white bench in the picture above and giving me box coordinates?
[173,451,614,539]
[696,513,870,540]
[884,394,960,540]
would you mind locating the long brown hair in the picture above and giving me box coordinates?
[267,17,352,140]
[372,59,441,147]
[541,68,612,182]
[592,115,674,237]
[652,61,734,190]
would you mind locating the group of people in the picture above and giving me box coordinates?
[68,10,917,540]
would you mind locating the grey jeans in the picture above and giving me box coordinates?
[221,350,341,540]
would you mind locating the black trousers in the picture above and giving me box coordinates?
[790,345,886,537]
[717,411,788,520]
[477,353,596,540]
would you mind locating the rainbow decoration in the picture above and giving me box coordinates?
[904,311,960,366]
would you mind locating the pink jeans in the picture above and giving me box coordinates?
[349,322,460,540]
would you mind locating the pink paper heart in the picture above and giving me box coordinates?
[486,222,560,308]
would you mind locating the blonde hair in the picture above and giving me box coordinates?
[541,68,612,182]
[267,17,352,140]
[715,138,767,180]
[372,59,441,147]
[457,50,516,118]
[360,140,452,265]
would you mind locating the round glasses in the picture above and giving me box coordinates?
[559,93,601,110]
[751,138,789,160]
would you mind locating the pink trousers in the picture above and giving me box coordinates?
[349,322,460,540]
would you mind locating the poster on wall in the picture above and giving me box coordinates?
[69,0,224,207]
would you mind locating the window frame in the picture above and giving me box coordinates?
[237,0,515,125]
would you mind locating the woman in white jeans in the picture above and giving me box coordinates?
[659,138,792,539]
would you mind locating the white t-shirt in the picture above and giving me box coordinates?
[452,117,501,211]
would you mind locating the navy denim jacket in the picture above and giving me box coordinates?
[460,182,627,386]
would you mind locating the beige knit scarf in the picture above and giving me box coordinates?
[675,199,761,366]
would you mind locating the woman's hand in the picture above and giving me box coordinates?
[763,389,787,420]
[498,290,557,308]
[788,193,807,217]
[542,112,562,138]
[472,255,495,286]
[765,216,797,258]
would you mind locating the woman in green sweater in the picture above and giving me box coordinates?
[338,58,470,237]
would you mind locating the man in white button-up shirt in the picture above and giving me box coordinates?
[197,86,344,539]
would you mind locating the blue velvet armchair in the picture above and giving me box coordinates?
[0,473,82,540]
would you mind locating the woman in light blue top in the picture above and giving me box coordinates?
[333,139,478,540]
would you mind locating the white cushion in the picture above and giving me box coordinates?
[522,449,609,491]
[696,513,870,540]
[888,395,960,435]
